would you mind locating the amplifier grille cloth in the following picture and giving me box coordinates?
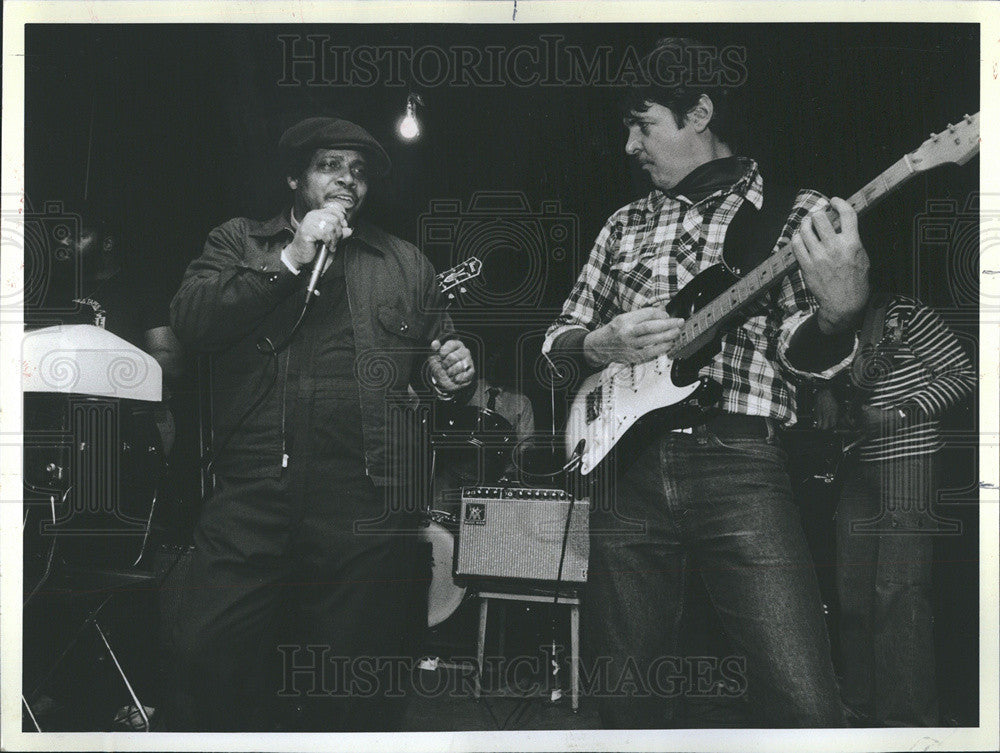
[456,495,589,583]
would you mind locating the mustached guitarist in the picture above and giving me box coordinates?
[542,37,871,729]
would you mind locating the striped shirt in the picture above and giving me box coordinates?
[543,158,855,426]
[857,296,975,462]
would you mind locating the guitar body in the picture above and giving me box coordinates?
[566,263,735,475]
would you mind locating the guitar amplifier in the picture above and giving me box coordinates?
[455,487,589,584]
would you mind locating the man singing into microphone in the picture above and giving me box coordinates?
[168,117,475,731]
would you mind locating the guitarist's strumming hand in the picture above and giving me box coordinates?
[583,308,685,368]
[790,197,870,334]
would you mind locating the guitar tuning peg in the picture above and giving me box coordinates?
[948,123,956,133]
[931,132,939,142]
[964,113,973,123]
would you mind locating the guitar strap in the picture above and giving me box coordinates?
[721,183,799,275]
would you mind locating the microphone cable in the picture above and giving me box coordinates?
[201,262,319,478]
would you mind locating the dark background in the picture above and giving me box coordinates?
[24,23,981,724]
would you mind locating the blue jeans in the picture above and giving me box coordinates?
[585,416,845,728]
[835,453,940,726]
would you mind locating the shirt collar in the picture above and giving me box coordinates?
[650,156,763,210]
[247,211,295,239]
[248,209,384,254]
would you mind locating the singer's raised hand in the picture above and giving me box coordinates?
[428,338,476,393]
[286,202,353,268]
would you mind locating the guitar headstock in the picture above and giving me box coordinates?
[437,256,483,298]
[909,112,980,170]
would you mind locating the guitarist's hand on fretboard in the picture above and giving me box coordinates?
[583,307,685,368]
[790,197,871,334]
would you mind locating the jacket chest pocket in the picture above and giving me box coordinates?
[377,302,425,342]
[363,302,427,392]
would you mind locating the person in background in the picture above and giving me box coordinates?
[28,202,183,455]
[433,349,535,513]
[814,285,975,726]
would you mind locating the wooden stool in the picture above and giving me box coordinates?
[474,589,581,712]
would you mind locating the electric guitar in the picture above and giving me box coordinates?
[566,113,980,475]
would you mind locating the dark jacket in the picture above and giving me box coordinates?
[170,211,457,484]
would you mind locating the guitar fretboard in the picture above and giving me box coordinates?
[671,153,917,361]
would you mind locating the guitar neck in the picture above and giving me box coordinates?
[671,154,919,361]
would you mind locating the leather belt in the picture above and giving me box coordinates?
[701,413,774,439]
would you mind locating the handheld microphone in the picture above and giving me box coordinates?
[305,242,329,301]
[304,199,350,301]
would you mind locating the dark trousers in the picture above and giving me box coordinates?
[836,453,939,726]
[585,416,845,728]
[167,472,428,731]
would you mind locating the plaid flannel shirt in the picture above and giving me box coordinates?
[543,158,855,426]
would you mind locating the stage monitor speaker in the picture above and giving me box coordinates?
[455,487,589,585]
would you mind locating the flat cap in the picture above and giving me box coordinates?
[279,117,391,177]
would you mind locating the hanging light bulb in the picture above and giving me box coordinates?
[398,93,424,140]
